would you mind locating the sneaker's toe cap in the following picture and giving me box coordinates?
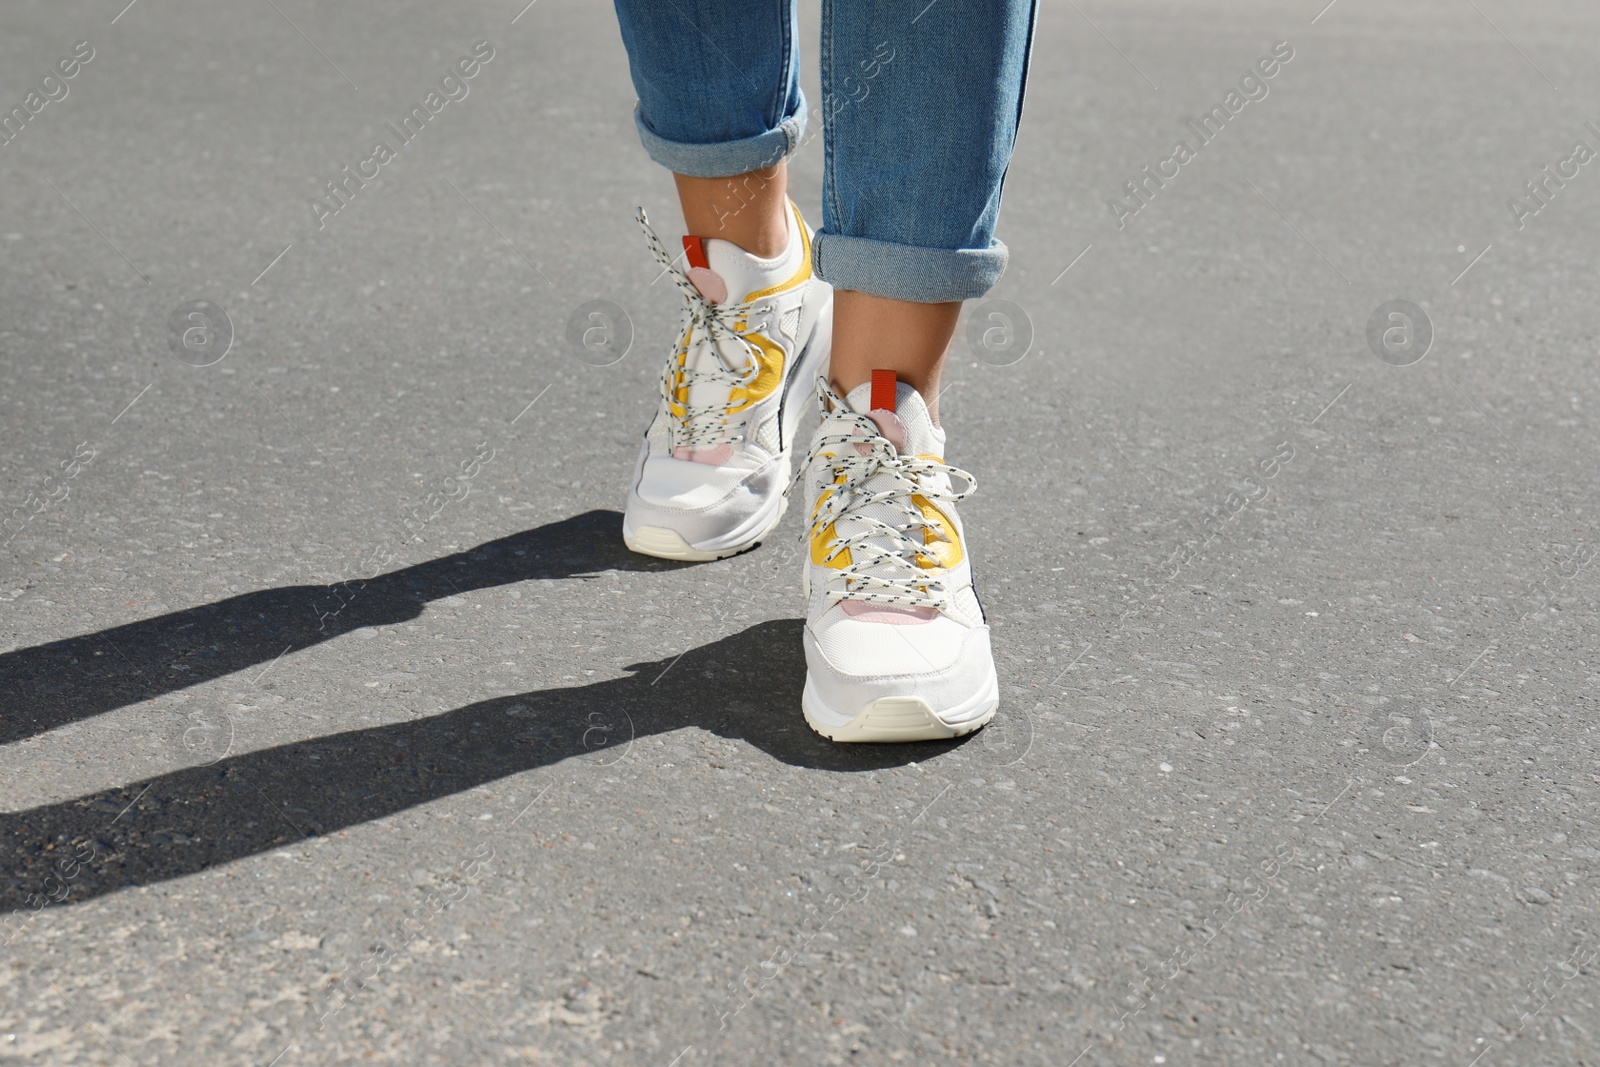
[803,611,996,726]
[632,453,768,511]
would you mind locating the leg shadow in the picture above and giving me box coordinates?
[0,619,960,915]
[0,509,686,745]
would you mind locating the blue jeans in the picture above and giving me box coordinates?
[612,0,1037,302]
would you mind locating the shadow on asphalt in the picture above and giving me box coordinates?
[0,509,689,745]
[1,513,958,913]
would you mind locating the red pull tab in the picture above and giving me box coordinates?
[870,369,897,412]
[682,235,709,271]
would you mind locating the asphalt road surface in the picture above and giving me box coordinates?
[3,1,1598,1064]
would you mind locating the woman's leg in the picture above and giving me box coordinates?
[816,0,1037,421]
[797,0,1036,744]
[613,0,836,564]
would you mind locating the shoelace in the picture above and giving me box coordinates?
[637,208,762,450]
[809,378,976,610]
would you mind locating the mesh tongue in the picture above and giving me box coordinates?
[826,379,949,590]
[674,209,803,449]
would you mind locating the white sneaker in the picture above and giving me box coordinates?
[800,372,999,742]
[623,201,834,561]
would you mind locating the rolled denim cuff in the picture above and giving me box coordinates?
[812,231,1010,302]
[632,94,808,179]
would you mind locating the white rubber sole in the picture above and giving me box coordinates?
[802,672,999,743]
[623,490,789,562]
[622,525,729,561]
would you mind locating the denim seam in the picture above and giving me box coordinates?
[772,0,795,157]
[820,0,841,252]
[999,0,1040,189]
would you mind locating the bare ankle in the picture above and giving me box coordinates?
[675,164,789,258]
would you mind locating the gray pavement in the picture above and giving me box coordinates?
[2,0,1599,1063]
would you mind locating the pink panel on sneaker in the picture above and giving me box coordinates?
[867,409,907,452]
[852,409,907,456]
[840,600,937,625]
[672,443,733,466]
[686,266,728,304]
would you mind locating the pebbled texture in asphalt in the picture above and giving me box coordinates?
[2,0,1598,1063]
